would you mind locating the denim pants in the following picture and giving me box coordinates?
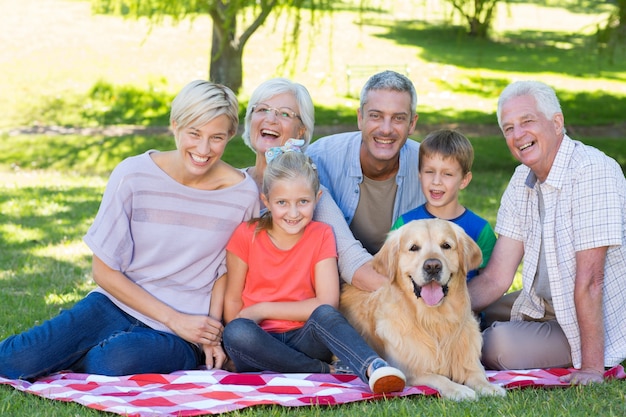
[223,304,379,383]
[0,292,202,380]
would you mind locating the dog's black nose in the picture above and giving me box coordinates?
[423,258,442,276]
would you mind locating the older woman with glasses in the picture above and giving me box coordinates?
[241,78,386,292]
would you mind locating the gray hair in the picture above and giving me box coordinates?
[242,78,315,151]
[359,70,418,114]
[497,80,566,134]
[170,80,239,137]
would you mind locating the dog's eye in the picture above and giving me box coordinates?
[441,242,452,250]
[409,243,421,252]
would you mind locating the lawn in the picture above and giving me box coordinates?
[1,0,625,415]
[1,133,625,416]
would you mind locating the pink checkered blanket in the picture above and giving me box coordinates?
[1,366,624,416]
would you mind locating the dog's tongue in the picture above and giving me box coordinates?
[421,281,444,306]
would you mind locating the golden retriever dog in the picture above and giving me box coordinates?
[340,219,506,400]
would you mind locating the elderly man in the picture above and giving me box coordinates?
[469,80,626,385]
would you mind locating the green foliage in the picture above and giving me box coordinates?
[18,76,626,129]
[15,79,357,131]
[22,79,174,128]
[83,79,173,125]
[91,0,336,92]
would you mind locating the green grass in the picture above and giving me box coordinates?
[1,133,625,416]
[1,0,626,415]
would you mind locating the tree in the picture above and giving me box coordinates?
[597,0,626,61]
[443,0,500,38]
[92,0,332,93]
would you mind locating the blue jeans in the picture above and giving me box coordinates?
[0,292,202,380]
[223,304,379,384]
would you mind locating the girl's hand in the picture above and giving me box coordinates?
[203,344,227,370]
[169,312,224,346]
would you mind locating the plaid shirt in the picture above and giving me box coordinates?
[496,136,626,368]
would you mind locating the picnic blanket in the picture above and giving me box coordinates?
[1,366,624,416]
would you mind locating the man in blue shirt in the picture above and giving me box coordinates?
[307,70,426,291]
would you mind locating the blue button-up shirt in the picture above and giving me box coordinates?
[307,131,425,227]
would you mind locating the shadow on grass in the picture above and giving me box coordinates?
[375,21,626,78]
[0,184,101,336]
[1,133,172,175]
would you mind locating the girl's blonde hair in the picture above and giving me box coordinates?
[253,151,319,232]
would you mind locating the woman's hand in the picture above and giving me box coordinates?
[169,311,224,346]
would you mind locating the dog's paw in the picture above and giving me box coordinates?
[476,383,506,397]
[440,384,477,401]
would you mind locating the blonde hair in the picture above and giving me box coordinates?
[419,129,474,175]
[254,151,319,232]
[170,80,239,137]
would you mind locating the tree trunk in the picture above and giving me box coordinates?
[468,17,489,38]
[209,24,244,93]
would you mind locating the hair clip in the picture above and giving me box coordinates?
[265,138,305,163]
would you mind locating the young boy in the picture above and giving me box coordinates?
[391,129,496,281]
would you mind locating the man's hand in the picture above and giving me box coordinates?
[560,368,604,385]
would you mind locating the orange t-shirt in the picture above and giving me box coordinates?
[226,221,338,333]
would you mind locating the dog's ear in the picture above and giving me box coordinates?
[450,222,482,272]
[372,228,401,281]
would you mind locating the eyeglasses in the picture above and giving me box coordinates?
[252,104,301,121]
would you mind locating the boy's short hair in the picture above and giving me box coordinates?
[419,129,474,175]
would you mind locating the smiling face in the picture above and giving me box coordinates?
[374,219,481,308]
[261,176,320,243]
[173,114,232,181]
[500,95,564,182]
[357,89,418,171]
[249,92,306,156]
[419,153,471,219]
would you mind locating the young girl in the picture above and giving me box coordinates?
[222,148,406,394]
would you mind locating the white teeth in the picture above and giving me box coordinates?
[375,139,393,144]
[261,129,279,137]
[191,154,209,163]
[519,142,533,151]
